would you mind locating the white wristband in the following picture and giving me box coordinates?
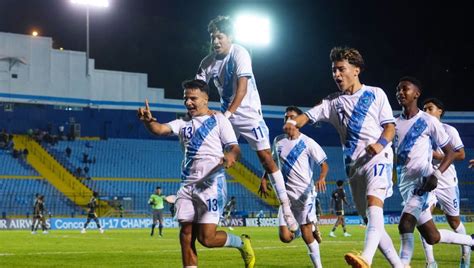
[224,111,232,119]
[286,119,297,126]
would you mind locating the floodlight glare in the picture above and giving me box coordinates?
[234,15,271,46]
[70,0,109,8]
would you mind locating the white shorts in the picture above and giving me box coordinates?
[348,147,394,217]
[175,170,227,224]
[433,186,460,217]
[278,195,316,227]
[230,115,270,151]
[400,181,436,226]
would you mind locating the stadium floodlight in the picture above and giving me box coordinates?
[70,0,109,8]
[234,14,271,47]
[70,0,109,76]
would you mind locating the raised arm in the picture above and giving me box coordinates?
[137,99,172,136]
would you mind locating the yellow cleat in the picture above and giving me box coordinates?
[344,252,370,268]
[239,234,256,268]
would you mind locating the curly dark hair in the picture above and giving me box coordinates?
[208,15,234,36]
[330,46,365,71]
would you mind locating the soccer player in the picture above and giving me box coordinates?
[223,196,237,230]
[421,97,470,267]
[148,186,166,237]
[329,180,351,238]
[138,79,255,268]
[394,76,474,267]
[265,106,328,267]
[81,191,104,234]
[195,15,298,231]
[31,195,48,234]
[283,47,403,268]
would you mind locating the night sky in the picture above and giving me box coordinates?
[1,0,473,111]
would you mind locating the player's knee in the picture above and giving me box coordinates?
[424,231,440,245]
[197,235,214,248]
[279,234,293,243]
[398,221,414,233]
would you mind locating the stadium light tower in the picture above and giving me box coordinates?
[70,0,110,76]
[234,14,271,47]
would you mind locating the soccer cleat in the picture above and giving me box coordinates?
[42,230,49,234]
[312,222,322,243]
[99,228,104,234]
[229,226,234,231]
[425,262,437,268]
[344,232,352,237]
[81,228,86,234]
[31,231,36,234]
[344,252,370,268]
[329,231,336,238]
[460,251,471,268]
[239,234,256,268]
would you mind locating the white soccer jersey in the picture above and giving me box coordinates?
[167,113,238,185]
[305,85,395,168]
[394,110,450,195]
[272,133,327,203]
[432,123,464,188]
[196,44,263,119]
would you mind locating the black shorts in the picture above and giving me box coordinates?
[87,212,98,219]
[153,209,163,222]
[336,210,344,216]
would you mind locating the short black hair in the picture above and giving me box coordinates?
[336,180,344,187]
[423,97,445,117]
[285,106,303,115]
[399,76,422,92]
[156,186,161,190]
[182,79,209,96]
[93,191,99,197]
[208,15,234,36]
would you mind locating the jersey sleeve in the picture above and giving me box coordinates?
[195,55,212,82]
[305,99,331,124]
[308,139,327,165]
[166,119,186,137]
[377,88,396,126]
[446,125,464,151]
[217,114,238,147]
[233,46,253,78]
[430,117,451,148]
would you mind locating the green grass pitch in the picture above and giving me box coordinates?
[0,223,471,267]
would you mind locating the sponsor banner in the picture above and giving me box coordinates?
[245,218,279,227]
[0,218,178,230]
[220,218,245,227]
[0,218,51,230]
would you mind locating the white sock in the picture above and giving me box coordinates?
[420,233,435,264]
[362,206,383,265]
[439,229,474,246]
[455,222,470,256]
[378,229,403,268]
[399,233,414,265]
[224,233,243,249]
[306,240,322,268]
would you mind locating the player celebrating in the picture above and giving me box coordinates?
[421,97,470,267]
[329,180,351,238]
[148,186,166,237]
[394,77,474,267]
[283,46,403,267]
[265,106,328,268]
[138,79,255,268]
[81,191,104,234]
[195,15,298,231]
